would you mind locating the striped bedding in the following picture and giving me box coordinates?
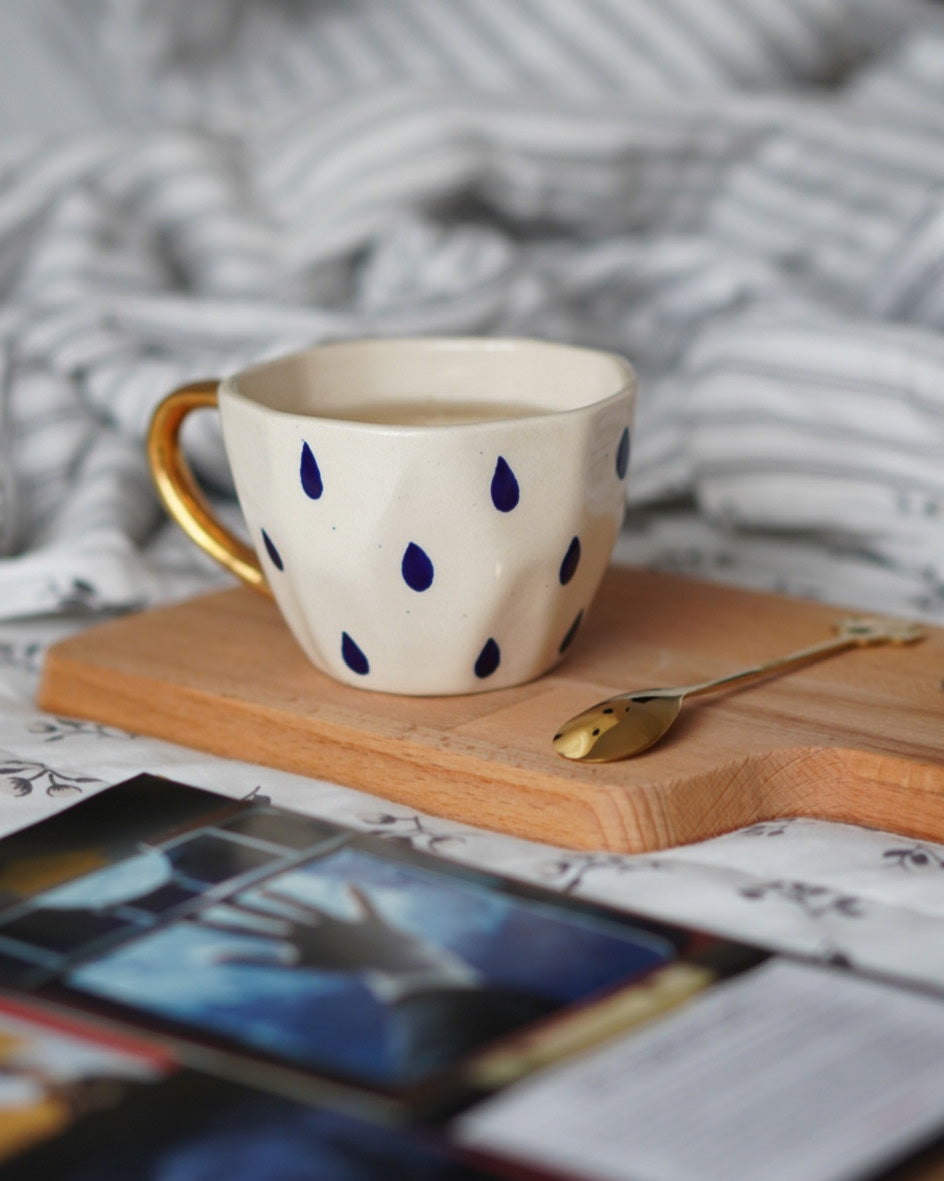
[0,0,942,620]
[0,0,943,991]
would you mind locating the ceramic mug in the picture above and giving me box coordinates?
[147,337,636,695]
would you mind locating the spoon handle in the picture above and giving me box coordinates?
[680,617,925,700]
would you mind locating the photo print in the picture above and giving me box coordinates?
[64,842,678,1088]
[0,776,752,1104]
[0,996,508,1181]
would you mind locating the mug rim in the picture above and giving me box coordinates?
[219,335,636,431]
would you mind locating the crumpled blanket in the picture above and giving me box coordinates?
[2,0,944,1004]
[1,0,943,622]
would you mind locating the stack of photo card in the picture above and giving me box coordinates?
[2,775,944,1181]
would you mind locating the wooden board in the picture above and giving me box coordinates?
[37,569,944,853]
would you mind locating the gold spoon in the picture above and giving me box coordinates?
[553,617,926,763]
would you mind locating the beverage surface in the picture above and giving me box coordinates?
[312,398,546,425]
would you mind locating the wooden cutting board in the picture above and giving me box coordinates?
[37,569,944,853]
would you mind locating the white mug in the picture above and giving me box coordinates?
[148,337,636,695]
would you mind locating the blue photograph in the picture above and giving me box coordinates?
[58,1090,495,1181]
[64,843,675,1087]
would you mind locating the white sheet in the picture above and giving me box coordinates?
[1,0,944,995]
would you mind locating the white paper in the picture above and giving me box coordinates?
[457,958,944,1181]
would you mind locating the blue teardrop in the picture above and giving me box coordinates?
[559,536,581,585]
[616,427,630,480]
[402,542,434,592]
[559,609,584,654]
[474,637,501,679]
[341,632,369,675]
[490,456,519,512]
[300,441,324,499]
[261,529,283,571]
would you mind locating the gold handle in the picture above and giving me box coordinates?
[147,380,271,597]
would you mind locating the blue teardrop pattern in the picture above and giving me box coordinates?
[490,456,519,512]
[261,529,284,571]
[402,542,434,592]
[300,441,324,499]
[474,637,501,679]
[341,632,369,676]
[616,427,630,480]
[559,609,584,654]
[559,536,581,585]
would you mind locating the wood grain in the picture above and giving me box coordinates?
[37,569,944,852]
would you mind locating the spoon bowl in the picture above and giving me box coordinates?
[553,693,682,762]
